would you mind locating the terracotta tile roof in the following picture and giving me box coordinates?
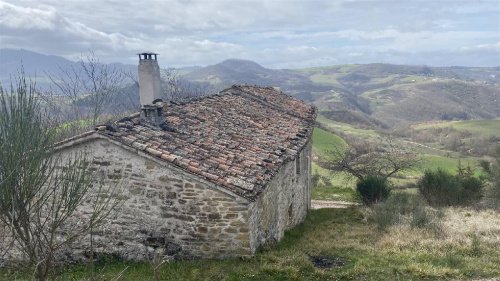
[97,85,316,200]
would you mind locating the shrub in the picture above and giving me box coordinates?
[488,178,500,209]
[418,167,484,207]
[482,147,500,209]
[356,176,390,205]
[370,192,443,231]
[418,169,460,206]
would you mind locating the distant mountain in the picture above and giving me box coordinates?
[0,49,76,88]
[182,59,329,99]
[0,49,139,89]
[1,49,499,128]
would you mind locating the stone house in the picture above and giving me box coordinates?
[54,53,316,259]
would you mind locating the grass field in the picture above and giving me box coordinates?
[316,114,380,138]
[418,154,478,174]
[311,163,358,202]
[311,121,485,201]
[312,127,346,158]
[413,119,500,138]
[310,151,479,201]
[5,207,499,281]
[311,127,357,202]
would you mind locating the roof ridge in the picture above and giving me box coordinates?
[229,85,315,121]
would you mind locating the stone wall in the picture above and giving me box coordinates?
[248,140,312,252]
[55,136,253,260]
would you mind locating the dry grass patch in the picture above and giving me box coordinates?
[3,207,500,280]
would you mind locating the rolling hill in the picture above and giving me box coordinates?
[2,49,499,129]
[182,58,330,100]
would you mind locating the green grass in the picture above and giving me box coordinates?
[311,163,358,202]
[390,154,482,187]
[5,207,500,281]
[312,127,346,158]
[311,127,357,202]
[413,119,500,139]
[316,114,379,139]
[417,155,483,178]
[310,125,483,199]
[418,155,464,174]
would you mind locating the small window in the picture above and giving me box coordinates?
[295,154,300,175]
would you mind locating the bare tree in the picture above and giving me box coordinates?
[47,51,128,127]
[321,136,420,181]
[0,75,117,280]
[161,69,212,102]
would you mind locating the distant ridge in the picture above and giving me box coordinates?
[1,49,498,127]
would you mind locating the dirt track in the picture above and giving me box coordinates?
[311,200,359,209]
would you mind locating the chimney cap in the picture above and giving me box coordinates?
[137,51,159,55]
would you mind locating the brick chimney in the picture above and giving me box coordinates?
[138,52,163,125]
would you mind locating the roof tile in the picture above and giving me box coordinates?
[97,85,316,200]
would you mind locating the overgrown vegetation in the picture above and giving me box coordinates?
[1,57,498,280]
[482,147,500,208]
[418,165,484,207]
[0,75,117,280]
[408,120,500,156]
[369,193,443,231]
[4,207,500,281]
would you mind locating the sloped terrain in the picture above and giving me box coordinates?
[182,60,500,129]
[2,49,499,128]
[369,80,500,126]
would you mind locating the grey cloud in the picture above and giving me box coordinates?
[2,0,499,67]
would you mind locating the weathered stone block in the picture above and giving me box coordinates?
[224,213,238,219]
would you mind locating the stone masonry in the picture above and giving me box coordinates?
[52,133,312,260]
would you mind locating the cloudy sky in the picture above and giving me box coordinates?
[1,0,499,68]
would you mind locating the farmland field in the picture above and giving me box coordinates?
[413,119,500,138]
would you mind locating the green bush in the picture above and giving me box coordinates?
[482,147,500,209]
[418,167,484,207]
[356,176,390,205]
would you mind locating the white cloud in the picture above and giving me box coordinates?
[460,42,500,52]
[0,1,58,30]
[0,1,244,66]
[1,0,499,67]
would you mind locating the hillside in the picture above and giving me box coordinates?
[297,64,500,128]
[2,49,499,128]
[183,61,500,129]
[182,58,329,100]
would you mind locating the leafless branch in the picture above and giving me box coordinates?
[320,136,420,181]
